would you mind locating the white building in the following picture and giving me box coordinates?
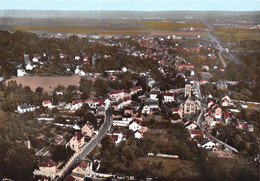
[33,160,57,180]
[17,69,27,77]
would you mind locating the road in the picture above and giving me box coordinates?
[57,108,112,180]
[206,23,246,67]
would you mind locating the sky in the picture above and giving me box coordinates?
[0,0,259,11]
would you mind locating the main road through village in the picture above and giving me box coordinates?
[57,108,112,180]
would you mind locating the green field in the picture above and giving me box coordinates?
[15,26,148,34]
[137,21,206,31]
[213,28,260,42]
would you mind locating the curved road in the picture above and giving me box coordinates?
[57,108,112,180]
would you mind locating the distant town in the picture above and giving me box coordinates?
[0,10,259,181]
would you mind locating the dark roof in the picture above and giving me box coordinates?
[75,132,84,141]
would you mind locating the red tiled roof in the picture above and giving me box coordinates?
[38,160,57,167]
[131,86,142,91]
[111,135,118,142]
[178,63,194,68]
[190,130,205,135]
[173,107,180,111]
[123,113,132,118]
[162,92,174,97]
[72,100,83,105]
[43,100,51,105]
[129,119,141,126]
[123,97,131,101]
[75,132,84,141]
[135,130,143,135]
[78,161,88,170]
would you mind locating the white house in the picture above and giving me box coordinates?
[129,120,141,132]
[201,140,216,149]
[17,69,27,77]
[142,105,151,114]
[134,130,143,139]
[162,92,175,102]
[32,57,39,63]
[69,132,85,152]
[17,104,36,114]
[26,63,34,70]
[42,100,52,109]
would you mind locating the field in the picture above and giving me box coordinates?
[213,28,260,42]
[15,26,148,34]
[138,21,206,31]
[6,76,81,93]
[151,31,208,36]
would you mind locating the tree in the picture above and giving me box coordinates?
[3,143,35,181]
[52,145,73,162]
[84,112,97,129]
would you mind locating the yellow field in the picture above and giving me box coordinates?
[98,31,149,36]
[137,21,206,31]
[15,26,148,34]
[213,28,260,42]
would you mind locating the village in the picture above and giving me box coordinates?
[5,31,258,181]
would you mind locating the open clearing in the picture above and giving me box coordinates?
[6,75,81,93]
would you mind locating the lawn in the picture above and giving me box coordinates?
[138,21,206,31]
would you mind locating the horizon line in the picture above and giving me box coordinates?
[1,9,260,12]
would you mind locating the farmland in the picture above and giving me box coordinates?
[213,28,260,42]
[15,26,148,34]
[138,21,206,31]
[6,76,81,93]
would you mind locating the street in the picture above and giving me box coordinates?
[57,108,112,180]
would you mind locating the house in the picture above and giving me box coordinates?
[212,105,222,119]
[217,80,228,90]
[172,107,183,118]
[182,120,197,130]
[69,132,85,152]
[42,100,52,109]
[129,120,141,132]
[134,130,143,139]
[184,98,201,115]
[60,53,66,59]
[26,63,34,70]
[177,63,195,71]
[108,90,130,101]
[17,104,36,114]
[17,69,27,77]
[205,109,215,126]
[149,91,159,100]
[130,86,142,95]
[222,110,231,124]
[75,67,86,76]
[81,122,94,137]
[190,130,206,138]
[122,113,132,123]
[220,95,231,107]
[71,100,83,110]
[142,105,151,114]
[200,139,216,149]
[111,131,124,145]
[161,92,175,102]
[74,55,81,61]
[33,160,57,180]
[201,65,209,71]
[71,161,92,181]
